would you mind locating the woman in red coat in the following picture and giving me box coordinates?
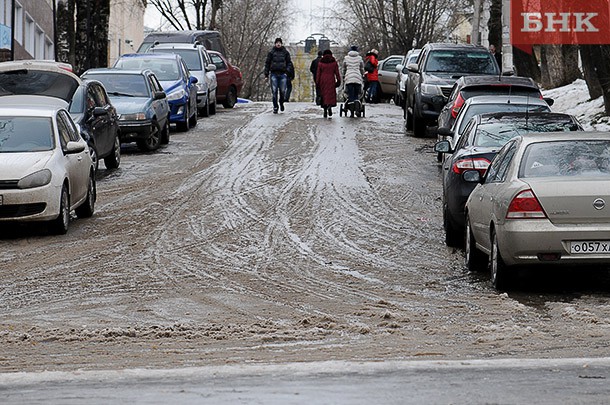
[316,49,341,118]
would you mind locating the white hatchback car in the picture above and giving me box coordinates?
[0,100,96,234]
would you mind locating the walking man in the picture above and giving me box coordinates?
[264,37,293,114]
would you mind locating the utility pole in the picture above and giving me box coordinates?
[471,0,482,45]
[501,0,513,72]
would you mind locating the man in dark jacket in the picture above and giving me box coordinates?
[309,50,323,104]
[264,37,293,113]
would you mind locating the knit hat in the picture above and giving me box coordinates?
[275,37,283,44]
[323,49,332,55]
[370,49,378,55]
[350,45,358,51]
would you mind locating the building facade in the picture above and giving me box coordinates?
[107,0,146,66]
[0,0,55,61]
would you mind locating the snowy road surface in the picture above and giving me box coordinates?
[2,102,610,376]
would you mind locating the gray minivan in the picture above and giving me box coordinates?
[137,30,225,55]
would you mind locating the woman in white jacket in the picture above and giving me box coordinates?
[342,46,365,106]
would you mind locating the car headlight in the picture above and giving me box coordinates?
[420,84,443,96]
[18,169,52,189]
[119,112,146,121]
[167,88,187,101]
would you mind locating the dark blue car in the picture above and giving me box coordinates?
[113,53,198,132]
[82,68,171,151]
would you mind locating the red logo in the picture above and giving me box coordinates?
[511,0,610,44]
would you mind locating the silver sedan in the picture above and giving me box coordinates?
[0,102,96,234]
[464,132,610,290]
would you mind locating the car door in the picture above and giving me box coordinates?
[470,141,517,251]
[202,49,217,99]
[148,73,169,128]
[57,110,89,204]
[86,82,113,156]
[209,52,228,96]
[181,59,198,114]
[377,56,401,96]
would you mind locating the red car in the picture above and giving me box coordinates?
[207,50,243,108]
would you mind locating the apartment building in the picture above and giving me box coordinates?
[0,0,55,61]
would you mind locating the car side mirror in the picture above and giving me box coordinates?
[206,63,217,72]
[462,170,481,183]
[407,63,418,73]
[395,64,404,73]
[154,91,166,100]
[434,140,452,154]
[189,76,198,84]
[544,97,555,107]
[437,127,454,137]
[65,141,86,154]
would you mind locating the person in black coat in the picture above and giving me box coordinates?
[310,50,323,104]
[264,37,293,113]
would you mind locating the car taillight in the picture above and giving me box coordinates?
[452,157,490,175]
[506,189,547,219]
[451,93,465,118]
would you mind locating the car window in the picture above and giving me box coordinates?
[116,58,180,81]
[0,117,53,152]
[58,110,80,142]
[88,73,149,97]
[425,50,498,74]
[153,49,202,71]
[149,74,164,93]
[381,58,401,72]
[486,142,516,183]
[521,140,610,178]
[90,83,108,108]
[209,53,226,71]
[458,103,551,134]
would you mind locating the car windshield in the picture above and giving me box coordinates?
[152,49,201,71]
[0,70,79,102]
[0,117,54,152]
[521,140,610,178]
[473,119,580,148]
[86,74,149,97]
[458,103,550,134]
[426,50,497,74]
[115,58,180,81]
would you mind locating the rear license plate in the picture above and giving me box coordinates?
[570,241,610,254]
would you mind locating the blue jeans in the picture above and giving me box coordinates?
[270,73,287,110]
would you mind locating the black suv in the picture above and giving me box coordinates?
[405,43,500,137]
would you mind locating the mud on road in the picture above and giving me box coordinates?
[2,102,610,372]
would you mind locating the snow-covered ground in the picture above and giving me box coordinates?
[543,79,610,131]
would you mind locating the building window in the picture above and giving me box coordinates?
[45,38,53,60]
[35,26,43,59]
[24,13,33,54]
[14,2,22,45]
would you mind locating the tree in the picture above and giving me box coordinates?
[148,0,222,30]
[540,45,580,89]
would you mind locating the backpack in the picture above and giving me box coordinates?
[364,59,375,73]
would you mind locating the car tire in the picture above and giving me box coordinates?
[490,229,510,290]
[88,142,99,173]
[177,106,190,132]
[160,119,170,145]
[50,185,70,235]
[210,100,216,115]
[444,204,462,248]
[413,108,426,138]
[104,135,121,169]
[223,86,237,108]
[465,215,487,272]
[75,173,96,218]
[189,104,198,126]
[200,98,210,118]
[405,108,413,132]
[138,119,162,151]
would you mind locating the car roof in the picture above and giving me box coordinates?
[476,111,575,122]
[515,131,610,145]
[84,68,153,76]
[424,43,488,51]
[150,42,204,51]
[464,95,549,105]
[118,53,181,61]
[0,95,66,116]
[455,75,538,88]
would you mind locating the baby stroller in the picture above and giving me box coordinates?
[339,83,365,118]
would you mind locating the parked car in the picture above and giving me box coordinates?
[376,54,403,101]
[149,42,218,117]
[82,68,170,152]
[395,49,420,109]
[0,60,121,171]
[437,94,553,159]
[435,112,583,247]
[464,132,610,290]
[437,75,552,134]
[207,50,243,109]
[114,53,198,132]
[137,30,226,55]
[405,43,501,137]
[0,102,95,234]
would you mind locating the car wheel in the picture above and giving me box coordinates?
[222,86,237,108]
[75,173,96,218]
[200,98,210,117]
[160,119,170,145]
[177,106,190,132]
[405,108,413,132]
[210,100,217,115]
[413,108,426,138]
[490,229,510,290]
[50,185,70,235]
[88,142,99,173]
[444,204,462,248]
[104,135,121,169]
[465,215,487,272]
[137,119,162,151]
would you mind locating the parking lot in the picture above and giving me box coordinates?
[1,102,610,372]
